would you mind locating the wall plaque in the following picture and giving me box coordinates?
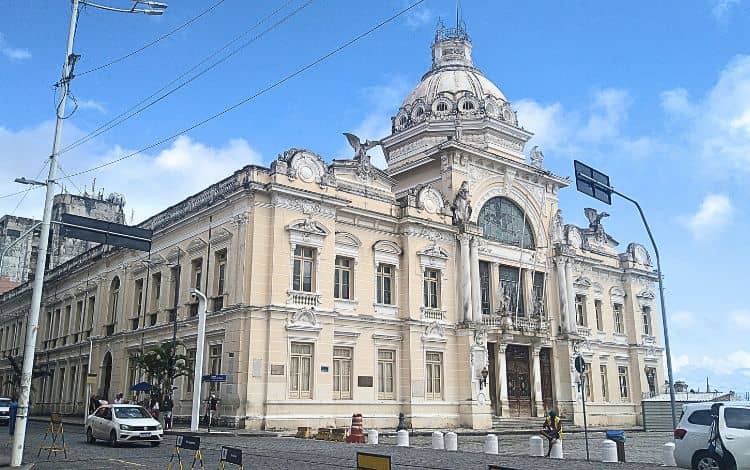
[357,376,373,387]
[270,364,285,376]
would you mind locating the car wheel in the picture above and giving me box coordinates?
[86,427,96,444]
[692,450,721,470]
[109,430,118,448]
[150,441,160,447]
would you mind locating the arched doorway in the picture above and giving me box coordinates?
[101,352,112,400]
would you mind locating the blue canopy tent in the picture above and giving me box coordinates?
[131,381,153,392]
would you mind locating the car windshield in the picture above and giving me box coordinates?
[114,407,152,419]
[0,399,10,407]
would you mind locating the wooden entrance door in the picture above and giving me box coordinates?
[506,345,531,416]
[540,348,554,412]
[487,342,497,412]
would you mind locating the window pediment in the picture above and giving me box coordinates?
[417,244,449,269]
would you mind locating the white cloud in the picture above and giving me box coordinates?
[403,4,434,30]
[660,88,696,118]
[342,78,409,168]
[671,310,696,328]
[515,99,573,153]
[673,350,750,376]
[0,121,261,224]
[681,193,734,240]
[673,354,691,372]
[729,309,750,329]
[712,0,742,22]
[580,88,631,142]
[0,33,31,61]
[77,99,107,114]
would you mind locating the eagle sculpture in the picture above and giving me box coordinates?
[584,207,609,231]
[343,132,381,161]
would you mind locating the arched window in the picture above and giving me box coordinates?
[477,197,535,249]
[399,115,408,126]
[109,277,120,323]
[436,102,448,112]
[462,101,475,111]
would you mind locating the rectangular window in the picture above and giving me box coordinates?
[185,348,196,397]
[170,266,181,308]
[292,247,315,293]
[479,261,491,315]
[499,265,524,315]
[289,342,313,399]
[532,272,545,317]
[377,350,395,400]
[151,272,161,312]
[62,305,71,343]
[613,303,625,334]
[583,368,592,399]
[575,294,586,326]
[642,306,652,335]
[215,249,227,295]
[209,344,222,392]
[134,278,144,319]
[376,264,394,305]
[333,256,353,300]
[595,300,603,331]
[74,300,83,335]
[192,258,203,290]
[600,365,609,401]
[618,366,629,398]
[425,351,443,400]
[332,347,352,400]
[423,269,440,308]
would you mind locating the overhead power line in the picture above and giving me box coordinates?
[76,0,228,77]
[58,0,302,156]
[64,0,427,179]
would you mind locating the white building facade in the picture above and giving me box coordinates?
[0,23,663,429]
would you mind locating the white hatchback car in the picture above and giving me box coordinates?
[85,404,163,447]
[674,402,750,469]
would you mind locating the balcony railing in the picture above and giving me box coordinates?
[576,326,592,337]
[421,307,445,321]
[287,291,321,307]
[482,314,550,334]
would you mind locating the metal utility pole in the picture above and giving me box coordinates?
[189,288,207,432]
[11,2,166,465]
[573,160,677,430]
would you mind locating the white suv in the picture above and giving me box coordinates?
[674,402,750,469]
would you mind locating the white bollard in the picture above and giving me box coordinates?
[445,431,458,451]
[550,440,563,459]
[431,431,444,450]
[662,442,676,467]
[601,439,618,463]
[483,434,498,455]
[396,429,409,447]
[367,429,379,445]
[528,436,544,457]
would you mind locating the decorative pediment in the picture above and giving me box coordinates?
[186,237,208,254]
[286,219,329,236]
[417,244,449,270]
[417,245,449,259]
[573,276,592,289]
[422,321,447,343]
[620,242,652,267]
[335,232,361,258]
[417,186,445,214]
[609,286,626,300]
[592,282,603,297]
[637,288,656,300]
[286,308,322,333]
[276,148,333,186]
[373,239,402,268]
[210,227,233,245]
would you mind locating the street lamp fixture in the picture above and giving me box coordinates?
[81,0,168,15]
[14,177,46,186]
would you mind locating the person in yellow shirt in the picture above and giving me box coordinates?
[540,409,563,457]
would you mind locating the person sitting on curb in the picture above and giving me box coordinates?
[540,409,563,457]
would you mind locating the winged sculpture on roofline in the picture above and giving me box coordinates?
[343,132,381,181]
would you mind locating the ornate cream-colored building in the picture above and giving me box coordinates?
[0,23,664,430]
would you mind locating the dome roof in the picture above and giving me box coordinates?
[392,23,518,134]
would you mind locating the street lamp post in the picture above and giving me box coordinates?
[10,1,166,466]
[189,288,207,432]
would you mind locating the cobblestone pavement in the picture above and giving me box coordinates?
[1,422,672,469]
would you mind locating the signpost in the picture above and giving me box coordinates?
[573,160,677,430]
[201,374,228,383]
[60,213,153,251]
[575,355,590,461]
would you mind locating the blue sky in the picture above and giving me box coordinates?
[2,0,750,393]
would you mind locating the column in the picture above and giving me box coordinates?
[458,234,472,323]
[498,344,509,416]
[490,263,501,315]
[532,345,544,416]
[555,259,569,333]
[564,260,577,334]
[470,237,482,322]
[522,269,533,317]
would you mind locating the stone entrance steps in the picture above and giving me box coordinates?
[492,415,579,434]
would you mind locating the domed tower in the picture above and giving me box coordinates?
[382,19,533,192]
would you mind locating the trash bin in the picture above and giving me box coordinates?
[606,430,626,462]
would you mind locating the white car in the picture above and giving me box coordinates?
[0,397,10,426]
[674,402,750,469]
[85,404,163,447]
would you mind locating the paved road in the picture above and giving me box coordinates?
[1,422,671,469]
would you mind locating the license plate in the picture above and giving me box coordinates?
[140,432,151,437]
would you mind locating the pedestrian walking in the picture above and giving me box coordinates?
[150,396,160,420]
[114,393,124,404]
[208,393,219,427]
[163,394,174,430]
[8,396,18,436]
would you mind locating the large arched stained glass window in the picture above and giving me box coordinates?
[477,197,535,249]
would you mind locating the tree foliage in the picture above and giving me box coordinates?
[4,354,53,398]
[131,342,191,398]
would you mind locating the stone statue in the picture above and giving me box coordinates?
[584,207,609,233]
[533,296,544,317]
[451,181,472,227]
[530,145,544,168]
[343,132,381,163]
[551,208,564,244]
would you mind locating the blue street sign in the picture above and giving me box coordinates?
[201,374,227,383]
[574,160,612,205]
